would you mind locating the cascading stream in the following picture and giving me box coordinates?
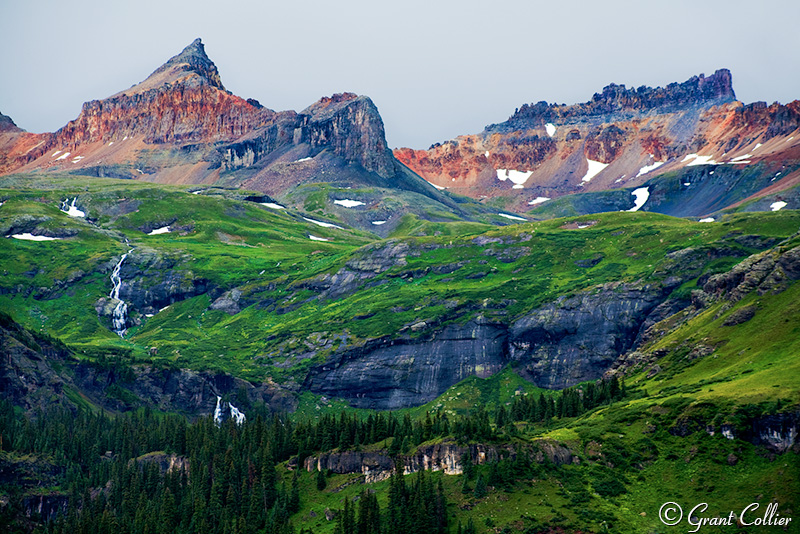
[110,253,129,336]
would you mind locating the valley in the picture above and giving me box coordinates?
[0,37,798,534]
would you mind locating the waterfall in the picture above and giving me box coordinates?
[213,395,246,426]
[214,396,224,426]
[60,197,85,217]
[110,253,129,336]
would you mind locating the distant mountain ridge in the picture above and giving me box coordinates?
[2,41,799,224]
[395,69,800,217]
[494,68,736,131]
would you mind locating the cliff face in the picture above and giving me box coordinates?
[499,69,735,130]
[304,319,509,409]
[302,93,395,178]
[394,69,800,214]
[303,441,574,483]
[0,312,295,417]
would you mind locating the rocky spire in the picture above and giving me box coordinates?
[145,38,225,91]
[0,111,22,133]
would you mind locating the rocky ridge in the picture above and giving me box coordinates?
[394,70,800,214]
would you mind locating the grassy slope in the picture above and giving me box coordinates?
[287,277,800,533]
[3,174,800,385]
[2,175,800,533]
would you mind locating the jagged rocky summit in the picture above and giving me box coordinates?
[394,69,800,216]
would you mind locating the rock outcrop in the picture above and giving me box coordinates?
[0,312,295,416]
[304,319,509,409]
[303,440,574,483]
[304,280,672,408]
[509,282,666,389]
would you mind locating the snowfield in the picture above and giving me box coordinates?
[334,199,365,208]
[580,159,608,182]
[627,187,650,212]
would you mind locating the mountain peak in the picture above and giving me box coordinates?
[494,69,737,132]
[0,111,22,133]
[118,38,226,96]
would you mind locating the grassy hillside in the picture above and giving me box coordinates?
[3,174,800,386]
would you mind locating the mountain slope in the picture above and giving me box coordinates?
[0,40,480,234]
[2,175,799,410]
[395,70,800,217]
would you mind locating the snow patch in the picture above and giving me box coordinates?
[425,179,446,190]
[685,154,720,166]
[11,233,61,241]
[528,197,550,205]
[731,154,752,162]
[498,213,526,221]
[303,217,343,229]
[754,143,762,150]
[699,218,715,223]
[333,199,365,208]
[51,150,62,157]
[484,151,490,158]
[55,152,70,161]
[60,198,85,217]
[684,182,691,186]
[295,157,312,162]
[71,156,84,163]
[770,201,787,212]
[261,202,285,209]
[308,235,329,241]
[371,220,387,225]
[627,187,650,212]
[729,160,751,165]
[123,136,128,141]
[636,160,664,177]
[147,226,170,235]
[496,169,533,187]
[545,123,556,137]
[108,141,114,146]
[580,159,608,182]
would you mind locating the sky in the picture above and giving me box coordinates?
[1,0,798,149]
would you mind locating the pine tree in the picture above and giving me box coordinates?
[473,473,487,499]
[316,468,327,491]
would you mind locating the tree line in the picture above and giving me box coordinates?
[0,376,626,533]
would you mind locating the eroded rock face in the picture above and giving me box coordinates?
[509,283,665,389]
[302,93,395,179]
[304,319,508,410]
[304,279,669,408]
[700,245,800,302]
[304,441,573,483]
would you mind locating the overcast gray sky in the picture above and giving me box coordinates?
[1,0,798,148]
